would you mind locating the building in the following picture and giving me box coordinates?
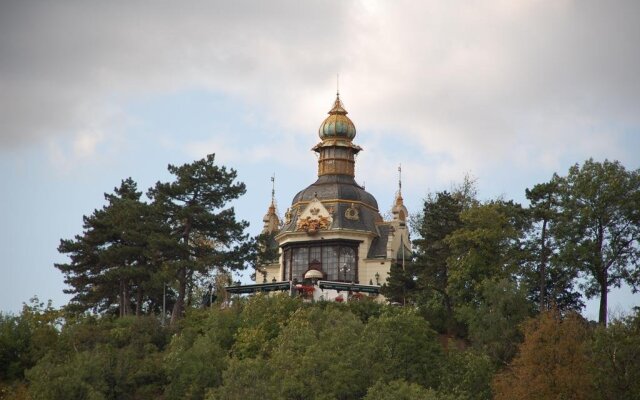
[228,93,410,301]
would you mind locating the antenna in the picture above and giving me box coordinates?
[270,173,276,204]
[398,164,402,195]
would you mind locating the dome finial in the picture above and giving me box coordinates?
[336,73,340,98]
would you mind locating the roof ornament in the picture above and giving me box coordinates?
[398,164,402,198]
[271,173,276,206]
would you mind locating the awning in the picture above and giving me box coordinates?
[318,280,380,294]
[225,281,291,294]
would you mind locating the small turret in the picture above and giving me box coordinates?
[262,174,280,234]
[391,164,408,222]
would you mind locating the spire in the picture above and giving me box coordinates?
[392,164,408,222]
[270,173,276,208]
[262,174,280,233]
[397,164,403,201]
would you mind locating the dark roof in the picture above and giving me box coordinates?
[367,224,391,258]
[281,175,383,237]
[291,174,379,209]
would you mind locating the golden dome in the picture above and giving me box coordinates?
[318,94,356,140]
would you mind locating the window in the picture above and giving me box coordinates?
[283,241,358,282]
[292,248,308,281]
[323,246,339,280]
[339,247,356,282]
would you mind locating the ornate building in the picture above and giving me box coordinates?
[244,93,411,300]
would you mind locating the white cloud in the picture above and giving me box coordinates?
[1,0,639,178]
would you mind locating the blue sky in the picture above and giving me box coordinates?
[1,1,639,320]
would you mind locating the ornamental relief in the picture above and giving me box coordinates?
[296,215,331,234]
[344,203,360,221]
[295,197,332,235]
[284,207,294,224]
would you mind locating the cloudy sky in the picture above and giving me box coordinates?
[2,0,639,318]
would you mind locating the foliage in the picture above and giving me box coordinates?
[206,357,275,400]
[412,191,465,335]
[231,293,301,358]
[446,200,529,304]
[379,261,415,305]
[363,379,445,400]
[56,179,165,316]
[555,159,640,324]
[148,154,251,324]
[26,316,168,400]
[363,309,444,389]
[439,349,494,400]
[493,310,594,400]
[524,175,583,312]
[0,297,60,383]
[590,309,640,399]
[457,279,531,366]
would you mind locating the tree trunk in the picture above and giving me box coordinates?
[170,267,187,325]
[539,218,548,311]
[599,267,608,326]
[135,284,142,317]
[123,281,130,316]
[597,223,607,326]
[444,293,454,336]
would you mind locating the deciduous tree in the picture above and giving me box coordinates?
[493,310,593,400]
[557,159,640,325]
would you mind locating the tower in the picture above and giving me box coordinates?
[253,93,411,300]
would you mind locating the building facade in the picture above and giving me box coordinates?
[251,93,410,300]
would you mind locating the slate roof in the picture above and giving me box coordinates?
[367,224,391,258]
[281,174,383,238]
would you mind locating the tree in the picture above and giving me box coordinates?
[363,309,444,389]
[56,178,164,316]
[268,307,370,399]
[557,159,640,325]
[380,261,416,305]
[525,175,582,312]
[364,379,447,400]
[445,200,529,306]
[248,231,279,283]
[590,309,640,399]
[439,349,494,400]
[148,154,251,324]
[457,279,531,366]
[26,316,169,400]
[0,297,60,383]
[493,310,593,400]
[412,191,464,334]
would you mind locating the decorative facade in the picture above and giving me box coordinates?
[248,93,411,301]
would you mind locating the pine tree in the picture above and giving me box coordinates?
[412,191,464,334]
[148,154,250,324]
[56,178,163,316]
[525,175,583,312]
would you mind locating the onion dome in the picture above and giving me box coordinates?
[318,94,356,140]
